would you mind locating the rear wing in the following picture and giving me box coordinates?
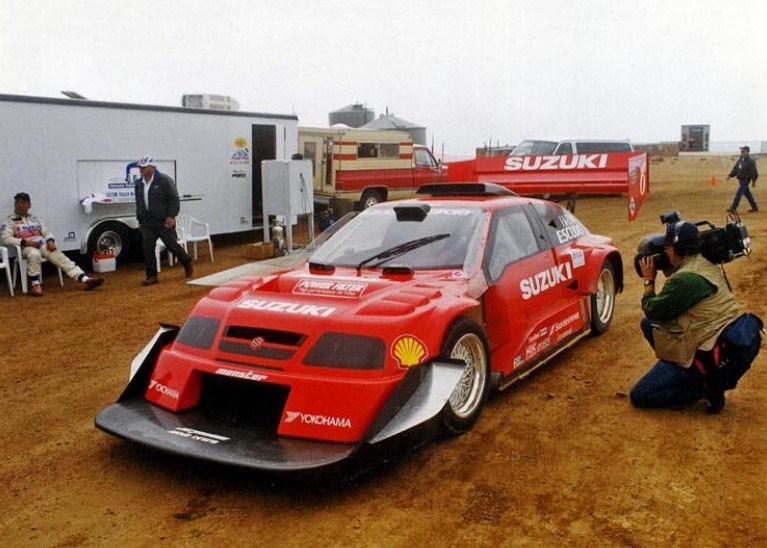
[447,151,649,221]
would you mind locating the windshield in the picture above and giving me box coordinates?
[510,140,557,156]
[310,204,487,270]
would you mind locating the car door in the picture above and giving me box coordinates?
[481,205,562,376]
[529,202,587,308]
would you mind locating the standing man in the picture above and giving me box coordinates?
[2,192,104,296]
[727,145,759,213]
[134,157,193,285]
[630,221,739,414]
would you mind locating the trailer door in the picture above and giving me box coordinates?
[252,124,277,225]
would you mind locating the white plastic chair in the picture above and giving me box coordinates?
[155,226,188,272]
[0,246,14,297]
[178,214,214,262]
[12,244,64,294]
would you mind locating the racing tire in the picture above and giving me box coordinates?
[590,261,617,335]
[360,189,385,210]
[87,221,133,266]
[439,318,491,435]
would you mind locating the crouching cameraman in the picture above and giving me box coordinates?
[630,221,739,413]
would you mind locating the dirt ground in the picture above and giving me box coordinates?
[1,155,766,547]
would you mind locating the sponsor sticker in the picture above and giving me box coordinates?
[391,335,428,367]
[505,154,609,171]
[284,411,352,429]
[167,427,230,445]
[292,279,368,299]
[149,379,180,400]
[237,299,336,317]
[215,367,268,382]
[520,263,573,300]
[566,248,586,268]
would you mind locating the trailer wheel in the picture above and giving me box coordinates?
[360,189,384,210]
[439,318,491,435]
[88,221,133,265]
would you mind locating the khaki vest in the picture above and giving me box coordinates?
[653,255,739,366]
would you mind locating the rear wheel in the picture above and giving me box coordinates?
[440,318,491,435]
[590,261,617,335]
[360,189,384,210]
[87,221,134,265]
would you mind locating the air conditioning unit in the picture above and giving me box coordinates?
[182,94,240,111]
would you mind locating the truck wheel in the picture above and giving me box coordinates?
[590,261,616,335]
[440,318,491,435]
[88,221,133,265]
[360,189,384,209]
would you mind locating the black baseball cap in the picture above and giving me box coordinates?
[651,221,699,254]
[14,192,31,202]
[740,145,750,152]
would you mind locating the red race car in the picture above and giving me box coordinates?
[96,183,623,474]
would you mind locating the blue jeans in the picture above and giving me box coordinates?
[631,318,705,408]
[731,179,758,211]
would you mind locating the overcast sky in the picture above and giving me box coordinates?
[2,0,765,156]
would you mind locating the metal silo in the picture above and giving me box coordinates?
[329,103,375,128]
[361,113,427,145]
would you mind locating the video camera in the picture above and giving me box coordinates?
[633,211,751,277]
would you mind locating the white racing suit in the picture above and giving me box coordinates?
[1,213,85,280]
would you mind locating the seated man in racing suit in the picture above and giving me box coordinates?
[2,192,104,296]
[630,221,739,414]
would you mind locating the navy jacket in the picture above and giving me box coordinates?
[135,171,181,223]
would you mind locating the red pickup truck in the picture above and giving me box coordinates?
[299,127,447,213]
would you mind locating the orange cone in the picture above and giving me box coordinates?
[711,174,717,187]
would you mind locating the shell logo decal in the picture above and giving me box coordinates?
[391,335,428,368]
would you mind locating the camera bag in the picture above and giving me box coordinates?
[713,313,763,390]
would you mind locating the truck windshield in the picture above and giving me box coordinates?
[309,205,487,270]
[510,140,558,156]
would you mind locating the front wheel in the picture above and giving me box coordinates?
[590,261,617,335]
[440,318,491,435]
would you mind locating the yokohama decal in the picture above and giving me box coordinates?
[284,411,352,429]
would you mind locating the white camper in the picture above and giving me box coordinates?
[0,94,298,263]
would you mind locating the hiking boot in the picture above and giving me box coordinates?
[748,208,759,213]
[183,260,194,278]
[142,275,159,286]
[83,277,104,291]
[29,284,43,297]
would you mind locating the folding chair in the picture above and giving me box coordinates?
[0,246,14,297]
[177,214,214,262]
[155,226,188,272]
[12,244,64,294]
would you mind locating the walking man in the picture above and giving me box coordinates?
[727,145,758,213]
[134,157,193,285]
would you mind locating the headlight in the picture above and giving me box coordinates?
[303,332,385,370]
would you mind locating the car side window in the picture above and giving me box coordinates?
[555,142,573,155]
[486,207,540,281]
[532,202,587,247]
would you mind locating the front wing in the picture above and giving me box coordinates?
[95,328,465,473]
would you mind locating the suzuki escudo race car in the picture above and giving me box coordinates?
[96,183,623,474]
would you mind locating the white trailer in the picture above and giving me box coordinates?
[0,94,298,263]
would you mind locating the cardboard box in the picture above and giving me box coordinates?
[244,242,274,261]
[92,254,116,273]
